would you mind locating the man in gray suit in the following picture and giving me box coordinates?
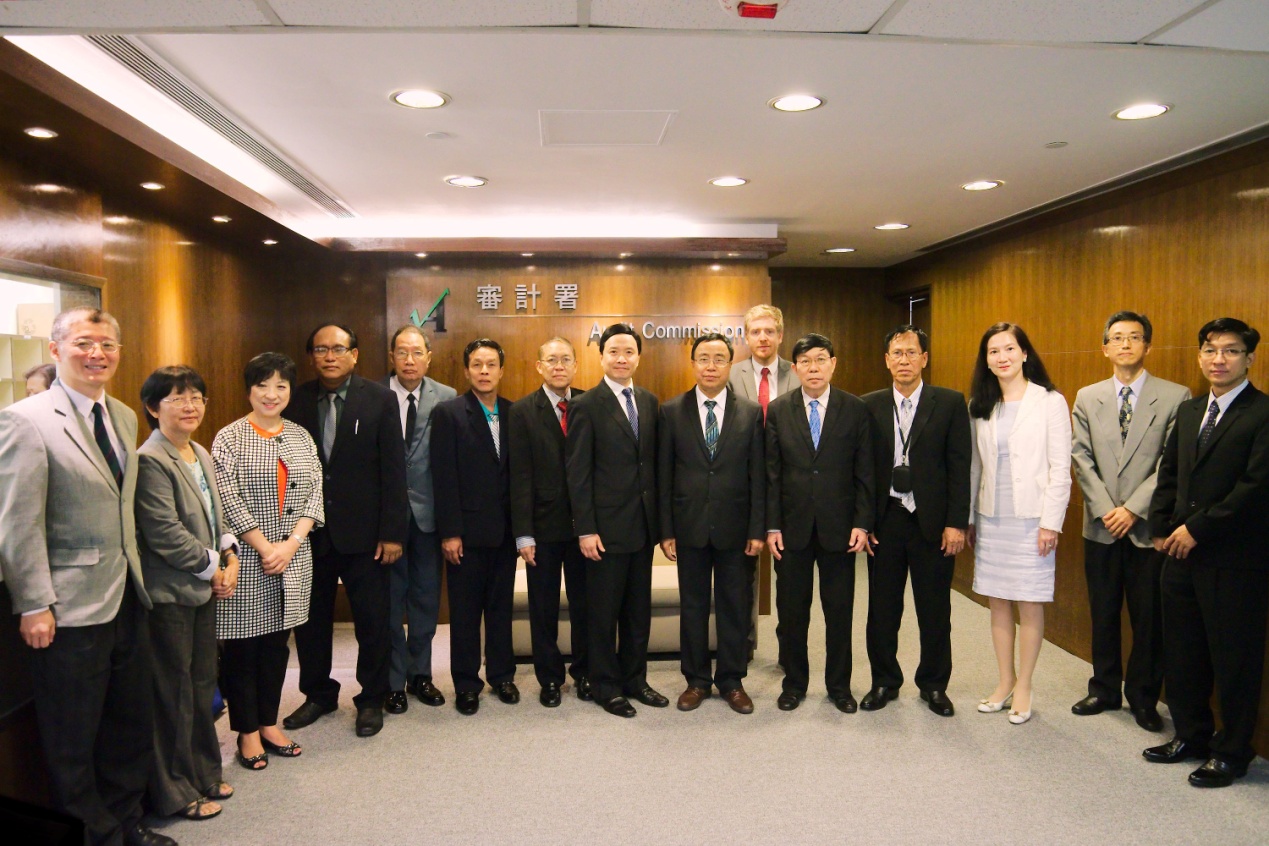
[382,325,456,713]
[728,304,800,421]
[0,308,173,846]
[1071,310,1189,731]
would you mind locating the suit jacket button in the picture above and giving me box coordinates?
[289,481,297,489]
[1189,501,1196,508]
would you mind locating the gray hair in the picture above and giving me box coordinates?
[50,307,121,343]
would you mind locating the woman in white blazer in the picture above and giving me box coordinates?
[967,323,1071,725]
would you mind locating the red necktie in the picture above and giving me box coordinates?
[557,399,568,435]
[759,367,771,420]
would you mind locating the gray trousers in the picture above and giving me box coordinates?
[389,520,443,690]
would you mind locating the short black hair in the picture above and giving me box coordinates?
[463,338,505,367]
[1198,317,1260,354]
[791,333,834,361]
[140,365,208,430]
[691,332,733,360]
[389,324,431,352]
[599,323,641,354]
[243,352,297,391]
[305,323,359,353]
[24,362,56,389]
[1103,311,1153,344]
[884,325,929,354]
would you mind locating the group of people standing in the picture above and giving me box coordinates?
[1,302,1266,845]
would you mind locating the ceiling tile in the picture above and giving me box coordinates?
[878,0,1206,44]
[590,0,893,33]
[1148,0,1269,52]
[0,0,271,30]
[540,110,676,146]
[267,0,577,28]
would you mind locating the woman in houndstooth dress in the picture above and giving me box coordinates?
[212,352,323,770]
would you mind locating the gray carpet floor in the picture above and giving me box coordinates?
[160,557,1269,845]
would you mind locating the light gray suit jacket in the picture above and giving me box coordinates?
[0,383,149,626]
[728,356,799,405]
[136,430,227,607]
[383,375,457,533]
[1072,372,1190,548]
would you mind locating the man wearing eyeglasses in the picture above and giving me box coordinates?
[380,325,455,715]
[1145,317,1269,788]
[282,324,408,738]
[1070,311,1189,732]
[0,308,175,846]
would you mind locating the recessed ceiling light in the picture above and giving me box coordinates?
[24,127,57,139]
[709,176,748,188]
[769,94,823,113]
[962,180,1002,191]
[212,215,231,223]
[430,265,442,270]
[140,181,164,191]
[615,264,626,271]
[263,239,278,245]
[1114,103,1170,121]
[425,131,452,141]
[445,175,486,188]
[29,183,71,194]
[103,215,134,225]
[1044,141,1069,149]
[415,252,428,258]
[521,252,534,257]
[874,222,910,230]
[391,89,450,109]
[618,252,632,259]
[727,252,740,257]
[823,247,856,254]
[710,264,722,271]
[1236,187,1269,201]
[526,265,536,271]
[176,240,194,246]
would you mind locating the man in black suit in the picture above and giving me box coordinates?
[283,324,407,738]
[431,339,519,715]
[509,337,590,707]
[766,332,874,713]
[1145,317,1269,788]
[658,332,765,714]
[565,323,668,717]
[861,325,971,717]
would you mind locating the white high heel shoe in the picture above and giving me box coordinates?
[977,691,1014,713]
[1008,693,1033,725]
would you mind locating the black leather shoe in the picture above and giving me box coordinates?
[282,700,336,730]
[1132,705,1164,732]
[384,691,408,714]
[575,676,594,702]
[124,822,177,846]
[860,686,899,711]
[602,696,637,718]
[455,692,479,715]
[1143,738,1209,764]
[627,686,669,708]
[777,691,804,711]
[495,682,520,704]
[355,706,383,737]
[407,676,445,707]
[540,683,562,707]
[921,689,955,717]
[1189,758,1246,788]
[832,693,858,714]
[1071,694,1121,716]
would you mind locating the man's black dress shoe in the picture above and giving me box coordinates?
[602,696,637,718]
[455,692,480,715]
[1131,705,1164,732]
[1143,738,1209,764]
[540,683,562,707]
[355,706,383,737]
[575,676,594,702]
[860,687,899,711]
[1071,694,1120,716]
[495,682,520,704]
[124,822,177,846]
[627,686,669,708]
[776,691,804,711]
[282,700,336,730]
[832,693,858,714]
[921,689,955,717]
[384,691,408,714]
[1189,758,1246,788]
[407,676,446,707]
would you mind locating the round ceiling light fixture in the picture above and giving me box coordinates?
[709,176,748,187]
[415,252,428,258]
[874,222,910,230]
[24,127,58,139]
[769,94,823,113]
[962,180,1002,191]
[1114,103,1170,121]
[445,175,487,188]
[263,239,278,245]
[391,89,450,109]
[140,181,165,191]
[212,215,231,223]
[823,247,856,254]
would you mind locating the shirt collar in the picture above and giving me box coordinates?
[604,375,634,398]
[542,384,571,405]
[696,386,727,409]
[1209,378,1251,413]
[60,381,107,418]
[323,376,352,400]
[390,374,423,399]
[892,381,923,408]
[1115,370,1148,398]
[801,388,828,409]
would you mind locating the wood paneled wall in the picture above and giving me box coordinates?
[887,138,1269,754]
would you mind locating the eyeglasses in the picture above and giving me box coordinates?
[1107,334,1146,345]
[693,356,730,367]
[796,356,833,368]
[160,396,208,408]
[540,357,575,367]
[67,340,121,354]
[394,349,428,361]
[1200,347,1246,360]
[887,350,923,361]
[312,345,352,357]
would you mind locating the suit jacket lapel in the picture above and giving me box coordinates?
[601,384,638,444]
[1092,379,1121,462]
[466,392,501,463]
[153,432,215,543]
[709,391,739,458]
[906,389,934,451]
[53,385,118,490]
[1196,388,1251,465]
[1119,378,1156,471]
[327,378,358,464]
[536,389,566,445]
[683,390,712,462]
[734,360,755,402]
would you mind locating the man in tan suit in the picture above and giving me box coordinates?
[0,308,171,846]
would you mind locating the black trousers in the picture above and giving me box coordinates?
[586,545,654,703]
[220,629,290,734]
[295,548,391,709]
[1083,537,1163,708]
[775,528,855,698]
[525,540,589,687]
[678,544,754,692]
[866,501,955,692]
[446,542,517,694]
[28,582,152,846]
[1161,557,1269,767]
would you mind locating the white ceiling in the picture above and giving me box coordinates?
[3,0,1269,266]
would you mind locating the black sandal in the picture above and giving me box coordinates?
[235,749,268,770]
[261,738,302,757]
[176,797,222,820]
[204,781,234,800]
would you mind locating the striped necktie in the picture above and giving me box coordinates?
[704,399,719,459]
[623,387,639,441]
[92,403,123,487]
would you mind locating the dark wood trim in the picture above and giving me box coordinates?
[320,236,787,258]
[0,255,104,289]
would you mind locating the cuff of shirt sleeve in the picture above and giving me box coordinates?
[515,536,535,550]
[197,550,219,581]
[21,607,50,616]
[579,534,597,540]
[219,534,239,554]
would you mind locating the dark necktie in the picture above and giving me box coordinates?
[622,387,639,441]
[759,367,771,420]
[322,392,338,459]
[1119,385,1133,443]
[92,402,123,488]
[557,398,568,435]
[704,399,719,459]
[1198,399,1220,448]
[405,392,417,448]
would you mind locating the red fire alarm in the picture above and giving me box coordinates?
[737,2,779,18]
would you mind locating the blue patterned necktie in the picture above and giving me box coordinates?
[1118,385,1133,443]
[704,399,719,459]
[1198,399,1220,448]
[623,387,639,441]
[809,399,821,450]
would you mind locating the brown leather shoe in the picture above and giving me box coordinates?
[677,686,710,711]
[722,687,755,714]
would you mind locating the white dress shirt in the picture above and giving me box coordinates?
[1200,378,1251,439]
[696,386,727,435]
